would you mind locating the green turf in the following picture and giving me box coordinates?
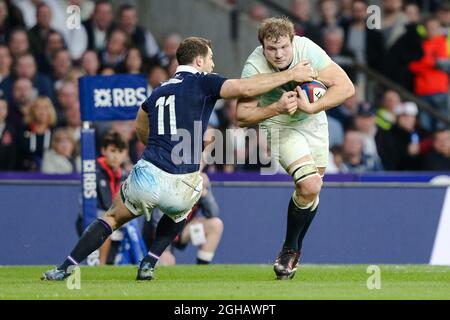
[0,264,449,299]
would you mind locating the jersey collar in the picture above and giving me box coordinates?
[175,65,201,74]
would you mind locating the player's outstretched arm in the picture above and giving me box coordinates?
[296,62,355,114]
[220,61,316,99]
[135,107,149,144]
[236,91,298,127]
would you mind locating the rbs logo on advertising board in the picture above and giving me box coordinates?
[93,87,147,108]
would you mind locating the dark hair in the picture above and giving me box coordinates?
[352,0,368,6]
[94,0,112,10]
[176,37,211,65]
[7,27,29,43]
[423,15,440,26]
[433,128,450,138]
[36,2,50,12]
[51,48,70,61]
[101,131,127,150]
[118,3,136,16]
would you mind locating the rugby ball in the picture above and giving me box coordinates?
[299,80,327,102]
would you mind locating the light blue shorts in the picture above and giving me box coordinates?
[120,159,203,223]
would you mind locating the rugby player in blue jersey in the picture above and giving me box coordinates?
[42,36,317,281]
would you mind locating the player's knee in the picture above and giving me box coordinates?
[205,217,224,235]
[103,209,126,231]
[295,175,322,201]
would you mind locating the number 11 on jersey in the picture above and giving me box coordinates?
[156,95,177,135]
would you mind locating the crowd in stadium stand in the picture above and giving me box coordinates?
[0,0,449,174]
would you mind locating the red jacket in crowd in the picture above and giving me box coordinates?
[409,35,449,96]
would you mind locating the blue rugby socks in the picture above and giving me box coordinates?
[59,218,112,272]
[140,214,186,268]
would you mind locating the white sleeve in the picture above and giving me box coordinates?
[145,31,160,58]
[303,37,332,71]
[65,26,88,60]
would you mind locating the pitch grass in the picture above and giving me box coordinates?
[0,264,449,300]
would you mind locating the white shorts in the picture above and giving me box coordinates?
[120,159,203,223]
[261,111,329,173]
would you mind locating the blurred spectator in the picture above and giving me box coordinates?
[50,49,72,90]
[50,48,72,83]
[0,98,17,170]
[55,80,78,125]
[99,28,129,68]
[13,0,65,31]
[376,101,423,170]
[423,129,450,170]
[28,2,55,56]
[338,0,353,24]
[41,127,80,173]
[0,0,11,44]
[342,129,383,173]
[409,16,449,132]
[1,0,25,43]
[382,0,423,90]
[353,102,382,160]
[147,64,168,93]
[95,130,128,264]
[61,101,81,142]
[376,89,401,131]
[56,80,77,110]
[163,33,181,60]
[18,96,56,170]
[82,0,115,52]
[117,3,163,64]
[382,0,408,47]
[328,84,359,130]
[326,145,346,173]
[291,0,323,45]
[118,47,144,74]
[0,44,12,84]
[318,0,340,30]
[323,26,357,81]
[249,3,270,22]
[35,30,66,75]
[1,53,54,104]
[327,114,344,148]
[342,0,384,74]
[404,2,421,24]
[7,28,29,59]
[80,50,100,76]
[437,3,450,54]
[7,77,36,129]
[167,57,178,77]
[3,0,25,27]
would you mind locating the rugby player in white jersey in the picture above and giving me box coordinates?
[237,17,354,280]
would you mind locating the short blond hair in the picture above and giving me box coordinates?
[258,17,295,46]
[26,96,57,126]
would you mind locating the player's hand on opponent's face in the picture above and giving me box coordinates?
[290,61,318,83]
[276,91,298,116]
[295,86,314,114]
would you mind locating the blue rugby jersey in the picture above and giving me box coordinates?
[141,65,226,174]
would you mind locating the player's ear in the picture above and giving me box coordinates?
[194,55,203,68]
